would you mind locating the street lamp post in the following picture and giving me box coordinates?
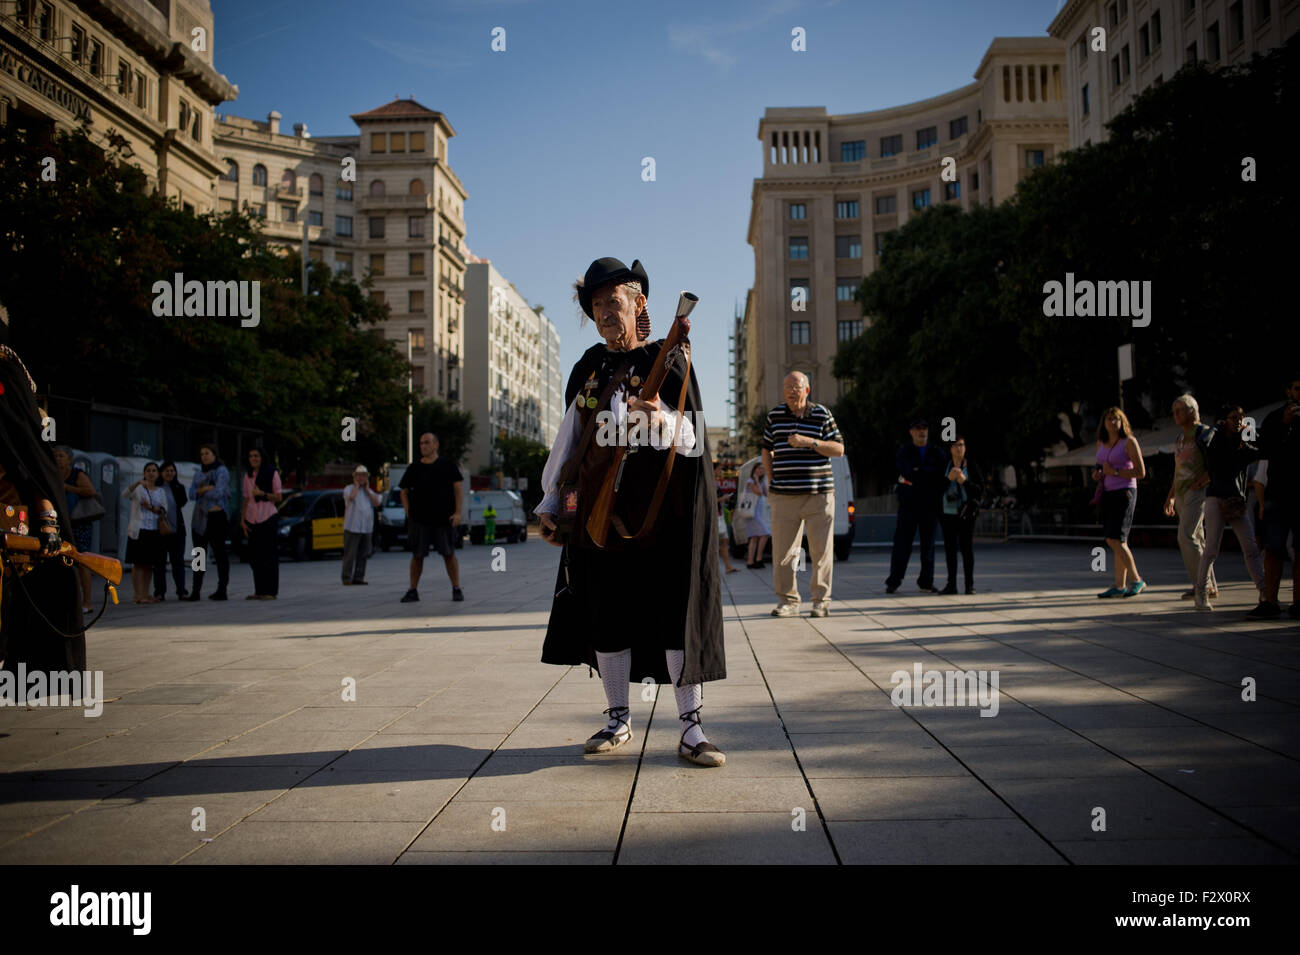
[406,332,414,463]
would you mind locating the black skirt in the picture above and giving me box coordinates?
[1100,488,1136,543]
[126,528,162,566]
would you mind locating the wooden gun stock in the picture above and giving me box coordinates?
[585,291,698,548]
[2,533,124,586]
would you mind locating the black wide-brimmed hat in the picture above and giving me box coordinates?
[578,257,649,319]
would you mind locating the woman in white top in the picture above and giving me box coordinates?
[745,463,772,569]
[123,462,167,604]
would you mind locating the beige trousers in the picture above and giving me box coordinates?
[769,491,834,605]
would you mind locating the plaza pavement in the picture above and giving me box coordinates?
[0,535,1296,865]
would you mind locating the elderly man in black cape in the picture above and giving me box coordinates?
[536,257,727,767]
[0,336,86,678]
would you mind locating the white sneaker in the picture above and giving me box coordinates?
[1194,590,1213,612]
[771,603,799,617]
[809,602,829,618]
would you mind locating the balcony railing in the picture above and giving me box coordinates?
[357,193,433,212]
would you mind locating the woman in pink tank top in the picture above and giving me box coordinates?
[1092,407,1147,598]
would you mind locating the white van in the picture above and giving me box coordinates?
[728,454,856,561]
[464,490,527,544]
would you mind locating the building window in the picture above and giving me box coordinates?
[250,203,266,219]
[306,210,321,226]
[1082,83,1090,115]
[1152,9,1162,45]
[1077,34,1087,63]
[410,290,424,312]
[337,182,353,201]
[880,134,902,157]
[789,278,809,306]
[1186,41,1197,64]
[1256,0,1271,25]
[911,188,930,210]
[1026,150,1045,167]
[408,216,425,238]
[790,322,811,345]
[944,181,961,200]
[410,131,426,152]
[335,215,353,236]
[1183,0,1195,15]
[281,205,297,223]
[371,133,386,153]
[245,164,263,187]
[1206,22,1221,61]
[835,235,861,258]
[916,126,937,150]
[1111,54,1121,86]
[1108,2,1119,27]
[369,254,385,275]
[836,279,857,303]
[369,179,385,197]
[409,253,425,275]
[369,217,385,239]
[949,116,968,139]
[35,2,54,40]
[309,173,324,195]
[789,202,807,220]
[1121,44,1131,80]
[1119,0,1128,17]
[874,194,897,215]
[71,24,86,63]
[88,39,103,77]
[1139,24,1150,59]
[117,61,131,98]
[788,237,809,260]
[1228,2,1244,45]
[391,132,406,153]
[837,320,863,342]
[840,140,865,161]
[410,329,426,352]
[835,200,859,219]
[971,171,981,191]
[335,253,353,276]
[409,178,426,195]
[222,159,238,182]
[134,71,146,108]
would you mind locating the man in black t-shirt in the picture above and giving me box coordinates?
[1249,375,1300,620]
[398,432,464,603]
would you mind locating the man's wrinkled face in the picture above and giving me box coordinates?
[782,374,809,407]
[592,283,642,349]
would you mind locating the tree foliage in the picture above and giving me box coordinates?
[412,397,475,465]
[833,40,1295,491]
[0,124,410,477]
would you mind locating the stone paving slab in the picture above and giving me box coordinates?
[0,540,1295,864]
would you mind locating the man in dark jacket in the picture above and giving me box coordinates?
[536,257,726,767]
[886,418,947,594]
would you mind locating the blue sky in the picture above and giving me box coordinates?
[213,0,1065,428]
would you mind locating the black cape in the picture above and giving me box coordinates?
[0,348,86,675]
[541,340,725,686]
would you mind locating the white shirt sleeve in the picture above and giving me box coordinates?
[538,400,581,515]
[1254,459,1268,487]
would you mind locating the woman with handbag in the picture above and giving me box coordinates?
[1093,407,1147,598]
[1194,405,1265,611]
[939,436,982,594]
[53,446,100,613]
[745,463,772,568]
[241,448,283,599]
[123,462,166,604]
[153,461,189,600]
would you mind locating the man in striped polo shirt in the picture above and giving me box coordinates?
[762,371,845,618]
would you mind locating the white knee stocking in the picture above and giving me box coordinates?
[665,649,706,747]
[595,649,632,733]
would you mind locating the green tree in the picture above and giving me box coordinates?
[834,39,1295,491]
[494,434,549,512]
[411,397,475,464]
[0,124,410,479]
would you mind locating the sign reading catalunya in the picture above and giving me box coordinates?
[0,41,92,122]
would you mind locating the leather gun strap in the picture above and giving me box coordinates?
[558,360,635,488]
[613,346,692,541]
